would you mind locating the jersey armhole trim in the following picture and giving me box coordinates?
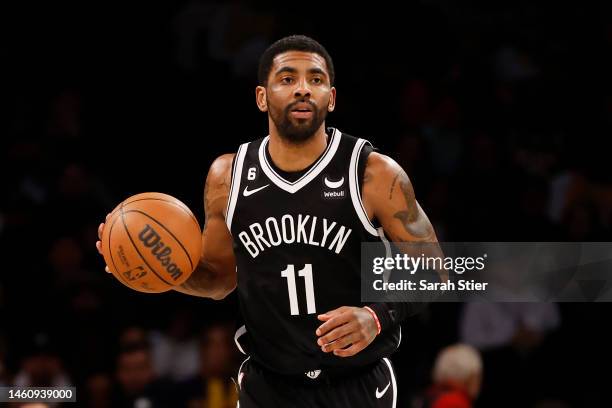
[234,325,248,355]
[225,143,249,231]
[349,138,379,236]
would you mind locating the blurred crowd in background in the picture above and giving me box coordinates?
[2,1,611,407]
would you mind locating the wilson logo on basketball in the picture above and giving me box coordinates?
[138,224,184,280]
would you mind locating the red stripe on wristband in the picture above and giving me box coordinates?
[364,306,381,335]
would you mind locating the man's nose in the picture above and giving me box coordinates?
[294,78,311,98]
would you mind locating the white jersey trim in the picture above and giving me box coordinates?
[236,355,250,391]
[377,227,393,283]
[349,138,378,236]
[258,128,342,194]
[398,325,402,348]
[226,143,249,231]
[234,325,248,355]
[383,357,398,408]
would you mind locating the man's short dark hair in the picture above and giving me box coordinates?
[258,35,335,87]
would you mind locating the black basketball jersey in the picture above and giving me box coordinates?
[226,128,401,375]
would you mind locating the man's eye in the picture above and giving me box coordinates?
[312,77,322,84]
[281,77,294,84]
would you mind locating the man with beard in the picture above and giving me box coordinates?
[97,35,440,407]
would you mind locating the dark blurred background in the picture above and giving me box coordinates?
[1,1,611,407]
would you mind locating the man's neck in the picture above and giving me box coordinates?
[267,122,328,172]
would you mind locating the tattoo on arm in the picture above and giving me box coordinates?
[179,258,216,292]
[389,170,401,200]
[392,171,434,241]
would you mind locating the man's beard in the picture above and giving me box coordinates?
[269,99,327,144]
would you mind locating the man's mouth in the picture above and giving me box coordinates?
[290,103,314,119]
[290,110,313,119]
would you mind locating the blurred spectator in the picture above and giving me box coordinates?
[11,333,71,408]
[418,344,482,408]
[176,323,238,408]
[111,342,174,408]
[13,333,70,388]
[150,309,200,382]
[460,303,560,355]
[119,327,149,349]
[460,303,561,406]
[48,237,86,286]
[84,373,113,408]
[173,0,274,77]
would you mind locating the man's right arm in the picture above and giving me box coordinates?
[173,154,237,300]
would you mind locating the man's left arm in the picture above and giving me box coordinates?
[316,152,444,357]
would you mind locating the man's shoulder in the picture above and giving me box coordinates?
[364,151,403,177]
[211,153,235,172]
[207,153,235,186]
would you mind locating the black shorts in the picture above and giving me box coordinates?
[236,357,398,408]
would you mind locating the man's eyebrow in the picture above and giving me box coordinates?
[274,66,298,76]
[308,68,327,76]
[273,67,328,77]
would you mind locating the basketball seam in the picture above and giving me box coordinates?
[121,197,200,231]
[120,202,175,286]
[107,213,134,288]
[124,209,195,271]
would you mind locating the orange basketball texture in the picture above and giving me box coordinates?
[101,192,202,293]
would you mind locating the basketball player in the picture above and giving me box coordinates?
[96,35,440,407]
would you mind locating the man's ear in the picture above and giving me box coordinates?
[256,86,268,112]
[327,87,336,112]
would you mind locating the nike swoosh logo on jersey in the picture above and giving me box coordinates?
[243,184,270,197]
[324,176,344,189]
[375,382,391,399]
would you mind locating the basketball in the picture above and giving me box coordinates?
[101,192,202,293]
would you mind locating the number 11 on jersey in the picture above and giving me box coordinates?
[281,264,316,315]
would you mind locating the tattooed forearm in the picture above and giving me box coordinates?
[180,258,215,291]
[177,258,232,299]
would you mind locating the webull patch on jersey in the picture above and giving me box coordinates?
[322,189,346,199]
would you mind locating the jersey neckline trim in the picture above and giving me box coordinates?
[258,128,342,194]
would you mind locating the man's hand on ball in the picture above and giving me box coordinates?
[315,306,379,357]
[95,213,111,273]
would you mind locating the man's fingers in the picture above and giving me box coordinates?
[321,332,359,353]
[316,311,352,336]
[332,341,368,358]
[98,223,104,240]
[317,322,356,347]
[317,306,349,321]
[99,214,112,274]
